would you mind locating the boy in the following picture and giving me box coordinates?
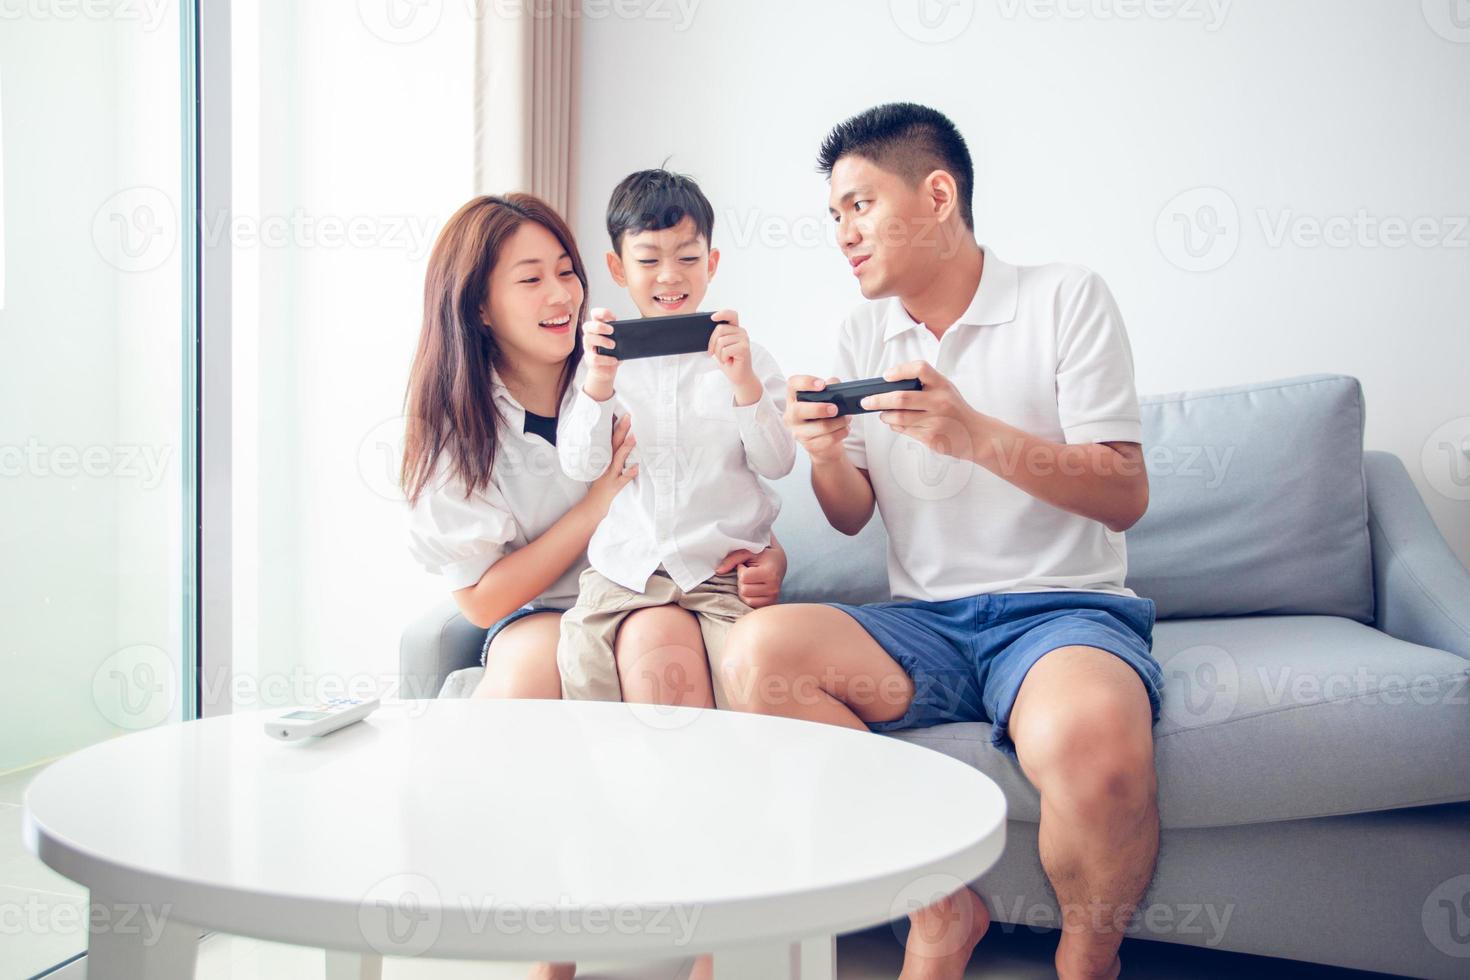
[557,169,795,706]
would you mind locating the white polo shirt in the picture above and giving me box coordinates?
[407,371,591,606]
[836,247,1143,603]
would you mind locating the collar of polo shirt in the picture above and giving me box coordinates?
[881,245,1021,342]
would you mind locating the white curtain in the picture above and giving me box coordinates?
[473,0,581,217]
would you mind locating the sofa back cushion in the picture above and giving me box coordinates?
[1125,374,1373,621]
[773,455,891,605]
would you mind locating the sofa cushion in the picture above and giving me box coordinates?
[771,454,890,605]
[1126,374,1373,621]
[892,616,1470,829]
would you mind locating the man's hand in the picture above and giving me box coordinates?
[785,375,853,466]
[708,310,762,406]
[582,308,620,402]
[860,360,982,463]
[715,540,786,609]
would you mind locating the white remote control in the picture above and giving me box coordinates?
[265,697,380,741]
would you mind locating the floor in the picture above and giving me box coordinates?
[5,761,1399,980]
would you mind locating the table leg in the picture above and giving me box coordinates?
[85,891,200,980]
[325,949,384,980]
[714,935,834,979]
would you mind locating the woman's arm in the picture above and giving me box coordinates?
[454,416,637,628]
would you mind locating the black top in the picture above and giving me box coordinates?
[523,409,558,447]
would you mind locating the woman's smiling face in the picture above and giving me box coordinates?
[481,221,584,369]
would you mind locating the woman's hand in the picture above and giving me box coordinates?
[716,536,788,609]
[585,414,637,514]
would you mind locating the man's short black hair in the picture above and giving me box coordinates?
[817,103,975,230]
[606,168,716,254]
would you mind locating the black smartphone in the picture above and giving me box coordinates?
[606,312,720,360]
[795,377,923,416]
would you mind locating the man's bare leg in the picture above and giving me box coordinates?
[1007,646,1159,980]
[722,605,987,980]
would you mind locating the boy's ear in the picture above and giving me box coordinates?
[706,247,721,280]
[606,249,628,288]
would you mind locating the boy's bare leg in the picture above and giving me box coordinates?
[1007,646,1159,980]
[722,605,987,979]
[615,606,715,707]
[471,612,564,700]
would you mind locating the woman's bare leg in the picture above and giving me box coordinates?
[615,605,715,707]
[470,612,563,700]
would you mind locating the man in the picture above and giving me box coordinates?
[721,103,1163,980]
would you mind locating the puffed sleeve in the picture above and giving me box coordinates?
[407,466,518,591]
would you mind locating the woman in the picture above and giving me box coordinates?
[402,195,780,980]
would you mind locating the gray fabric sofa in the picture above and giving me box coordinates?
[399,374,1470,978]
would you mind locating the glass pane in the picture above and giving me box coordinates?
[230,1,471,711]
[0,5,188,976]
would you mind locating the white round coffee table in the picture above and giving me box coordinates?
[23,698,1006,979]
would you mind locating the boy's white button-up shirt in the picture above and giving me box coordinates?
[559,343,795,593]
[838,247,1144,603]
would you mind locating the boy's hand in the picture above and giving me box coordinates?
[860,360,982,463]
[582,308,619,401]
[708,310,761,406]
[784,375,852,466]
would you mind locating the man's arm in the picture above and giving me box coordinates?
[786,375,876,535]
[861,361,1149,533]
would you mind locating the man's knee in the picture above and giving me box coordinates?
[1013,665,1157,814]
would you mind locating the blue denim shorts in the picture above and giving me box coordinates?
[827,590,1162,758]
[479,606,555,667]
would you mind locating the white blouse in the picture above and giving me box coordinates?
[406,372,590,608]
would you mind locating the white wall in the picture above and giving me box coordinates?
[574,0,1470,567]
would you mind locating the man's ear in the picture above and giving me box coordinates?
[606,249,628,288]
[706,247,721,280]
[925,169,960,226]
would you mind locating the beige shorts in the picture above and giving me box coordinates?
[557,565,753,706]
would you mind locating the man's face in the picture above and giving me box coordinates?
[827,155,936,301]
[607,216,719,318]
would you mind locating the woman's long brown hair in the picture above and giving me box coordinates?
[400,194,589,505]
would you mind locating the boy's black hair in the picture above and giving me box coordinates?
[606,168,716,254]
[816,103,975,230]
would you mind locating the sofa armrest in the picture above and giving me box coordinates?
[397,598,487,699]
[1365,450,1470,660]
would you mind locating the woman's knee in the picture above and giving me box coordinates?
[475,614,562,700]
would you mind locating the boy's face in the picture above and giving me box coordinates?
[607,216,720,318]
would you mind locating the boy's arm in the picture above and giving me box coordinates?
[733,346,797,480]
[558,388,617,481]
